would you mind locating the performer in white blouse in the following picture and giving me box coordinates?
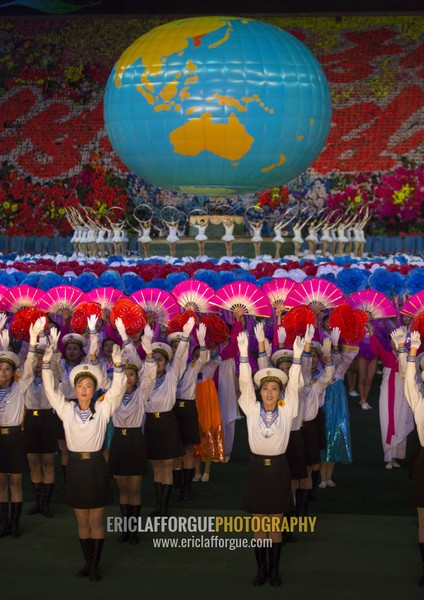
[0,318,45,539]
[144,316,195,517]
[42,332,126,582]
[194,217,208,257]
[403,331,424,587]
[250,220,263,257]
[237,330,305,587]
[221,218,235,257]
[171,323,210,502]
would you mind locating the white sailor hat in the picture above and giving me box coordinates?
[62,333,87,348]
[0,350,20,370]
[254,367,288,388]
[166,331,183,345]
[69,363,102,388]
[152,342,173,361]
[310,341,323,356]
[122,349,143,372]
[271,349,294,367]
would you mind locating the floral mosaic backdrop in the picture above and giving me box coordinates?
[0,16,422,237]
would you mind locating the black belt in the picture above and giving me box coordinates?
[26,409,52,416]
[68,450,103,460]
[146,410,173,420]
[115,427,138,436]
[0,426,22,435]
[251,453,285,467]
[176,399,195,408]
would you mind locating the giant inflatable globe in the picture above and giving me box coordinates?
[104,17,332,196]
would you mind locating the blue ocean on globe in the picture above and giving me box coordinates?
[104,16,332,196]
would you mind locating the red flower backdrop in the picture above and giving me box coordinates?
[0,17,423,237]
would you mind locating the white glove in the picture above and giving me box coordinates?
[87,315,98,335]
[112,344,122,365]
[141,332,152,356]
[293,336,305,360]
[143,323,154,343]
[0,312,7,332]
[197,322,207,347]
[29,317,46,346]
[49,328,60,352]
[0,329,10,351]
[390,327,406,350]
[237,331,249,358]
[330,327,341,347]
[264,338,272,358]
[89,333,99,357]
[182,316,195,338]
[304,324,315,344]
[42,344,54,364]
[115,317,128,342]
[322,337,332,357]
[410,330,421,350]
[254,322,265,343]
[277,326,286,346]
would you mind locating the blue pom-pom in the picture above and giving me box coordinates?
[12,271,27,284]
[166,272,189,287]
[0,271,16,287]
[74,272,99,293]
[391,272,405,297]
[336,268,368,296]
[369,269,394,296]
[257,276,273,287]
[39,272,64,291]
[122,273,145,296]
[234,270,257,284]
[22,273,41,287]
[217,271,236,286]
[149,278,169,291]
[99,270,124,291]
[405,268,424,296]
[320,273,337,283]
[194,270,221,290]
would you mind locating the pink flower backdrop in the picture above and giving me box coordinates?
[0,16,423,238]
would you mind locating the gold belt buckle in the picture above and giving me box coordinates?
[80,452,91,460]
[264,458,272,467]
[179,401,185,408]
[0,428,9,435]
[33,410,39,417]
[121,428,127,436]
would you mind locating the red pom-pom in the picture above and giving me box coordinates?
[70,302,102,334]
[110,298,147,337]
[167,311,199,335]
[329,303,368,344]
[282,305,315,345]
[201,314,230,345]
[411,311,424,339]
[10,306,47,341]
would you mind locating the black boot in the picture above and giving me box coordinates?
[129,505,141,545]
[89,538,104,582]
[299,489,310,516]
[118,504,130,542]
[294,489,302,517]
[252,547,268,586]
[283,512,298,544]
[268,542,283,586]
[418,543,424,586]
[76,538,92,577]
[159,484,173,517]
[9,502,22,538]
[26,482,43,515]
[40,483,54,518]
[172,469,183,501]
[182,468,195,501]
[0,502,9,537]
[310,471,320,501]
[149,482,162,517]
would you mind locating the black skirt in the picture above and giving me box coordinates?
[66,450,111,509]
[411,446,424,507]
[109,427,148,476]
[244,453,293,515]
[173,399,200,445]
[286,429,308,480]
[302,419,321,466]
[0,427,29,474]
[52,411,65,440]
[144,410,184,460]
[24,409,58,454]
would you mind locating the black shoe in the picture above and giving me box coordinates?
[76,538,92,577]
[89,539,104,582]
[268,542,282,586]
[26,482,43,515]
[159,484,173,517]
[252,547,268,586]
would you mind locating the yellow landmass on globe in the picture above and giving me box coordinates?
[169,112,254,161]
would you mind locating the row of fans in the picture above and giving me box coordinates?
[1,279,424,346]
